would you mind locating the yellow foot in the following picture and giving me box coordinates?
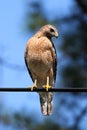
[30,85,37,91]
[30,79,37,91]
[43,84,52,91]
[42,76,52,91]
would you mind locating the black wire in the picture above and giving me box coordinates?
[0,88,87,92]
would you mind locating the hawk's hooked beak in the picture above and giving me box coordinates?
[55,31,58,38]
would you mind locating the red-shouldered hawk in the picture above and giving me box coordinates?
[24,24,58,115]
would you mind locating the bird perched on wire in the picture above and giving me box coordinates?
[24,24,58,115]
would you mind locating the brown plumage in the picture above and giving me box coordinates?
[24,24,58,115]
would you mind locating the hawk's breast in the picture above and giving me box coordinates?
[27,50,53,74]
[26,36,54,75]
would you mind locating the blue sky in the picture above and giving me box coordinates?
[0,0,72,87]
[0,0,74,116]
[1,0,86,127]
[0,0,87,129]
[0,0,30,87]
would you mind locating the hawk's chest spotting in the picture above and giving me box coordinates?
[26,37,53,73]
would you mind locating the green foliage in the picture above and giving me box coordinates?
[0,1,87,130]
[22,1,87,129]
[34,120,61,130]
[24,0,87,88]
[60,19,87,87]
[61,65,85,88]
[24,1,48,32]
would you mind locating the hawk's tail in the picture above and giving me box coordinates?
[39,92,53,116]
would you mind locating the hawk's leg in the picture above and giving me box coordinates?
[43,76,52,91]
[30,79,37,91]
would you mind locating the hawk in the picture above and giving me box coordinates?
[24,24,58,115]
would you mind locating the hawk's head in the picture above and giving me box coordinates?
[39,24,58,38]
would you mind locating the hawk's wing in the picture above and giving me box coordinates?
[51,43,57,83]
[24,46,34,82]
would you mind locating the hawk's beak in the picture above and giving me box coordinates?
[55,31,58,38]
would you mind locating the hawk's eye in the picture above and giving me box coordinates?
[50,28,54,32]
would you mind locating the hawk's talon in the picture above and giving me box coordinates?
[43,85,52,91]
[30,79,37,91]
[30,85,37,91]
[43,76,52,91]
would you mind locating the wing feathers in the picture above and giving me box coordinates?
[24,46,34,82]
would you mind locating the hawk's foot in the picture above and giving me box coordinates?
[30,79,37,91]
[43,76,52,91]
[43,84,52,91]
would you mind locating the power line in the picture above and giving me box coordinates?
[0,88,87,92]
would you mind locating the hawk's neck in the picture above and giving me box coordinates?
[34,30,46,38]
[34,31,51,40]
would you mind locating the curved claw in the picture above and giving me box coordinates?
[30,79,37,91]
[42,76,52,91]
[43,84,52,91]
[30,85,37,91]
